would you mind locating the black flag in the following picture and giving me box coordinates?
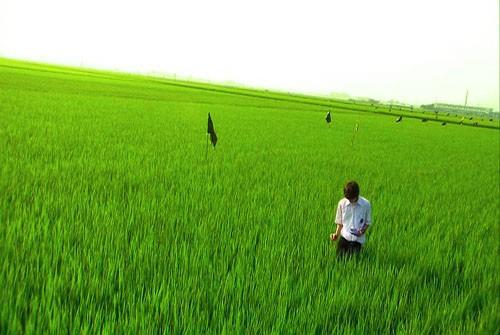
[207,113,217,147]
[395,115,402,123]
[325,111,332,124]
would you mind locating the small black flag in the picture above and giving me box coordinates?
[395,116,402,123]
[207,113,217,147]
[441,122,447,126]
[325,111,332,124]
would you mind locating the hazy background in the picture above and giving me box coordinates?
[1,0,498,110]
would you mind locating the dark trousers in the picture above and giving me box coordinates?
[337,236,362,256]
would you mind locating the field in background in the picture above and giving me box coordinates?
[2,58,497,129]
[1,59,499,333]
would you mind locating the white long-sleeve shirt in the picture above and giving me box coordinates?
[335,196,372,244]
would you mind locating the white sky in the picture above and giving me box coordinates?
[1,0,498,109]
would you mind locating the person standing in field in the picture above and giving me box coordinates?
[330,181,372,256]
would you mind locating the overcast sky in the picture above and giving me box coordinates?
[1,0,498,109]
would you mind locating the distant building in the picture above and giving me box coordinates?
[351,97,380,104]
[421,103,493,116]
[386,100,411,107]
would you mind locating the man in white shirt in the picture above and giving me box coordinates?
[330,181,372,256]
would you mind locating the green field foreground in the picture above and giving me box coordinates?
[1,58,499,333]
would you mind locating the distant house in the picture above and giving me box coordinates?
[351,97,380,104]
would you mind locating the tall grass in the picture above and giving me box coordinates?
[1,59,499,333]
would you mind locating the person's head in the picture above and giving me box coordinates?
[344,181,360,203]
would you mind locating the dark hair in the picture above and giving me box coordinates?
[344,181,360,200]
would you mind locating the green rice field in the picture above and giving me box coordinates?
[1,58,499,333]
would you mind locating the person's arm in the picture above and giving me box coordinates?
[330,202,343,241]
[331,223,343,240]
[359,203,372,235]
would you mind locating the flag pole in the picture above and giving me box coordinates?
[205,133,209,160]
[351,123,359,147]
[463,89,468,116]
